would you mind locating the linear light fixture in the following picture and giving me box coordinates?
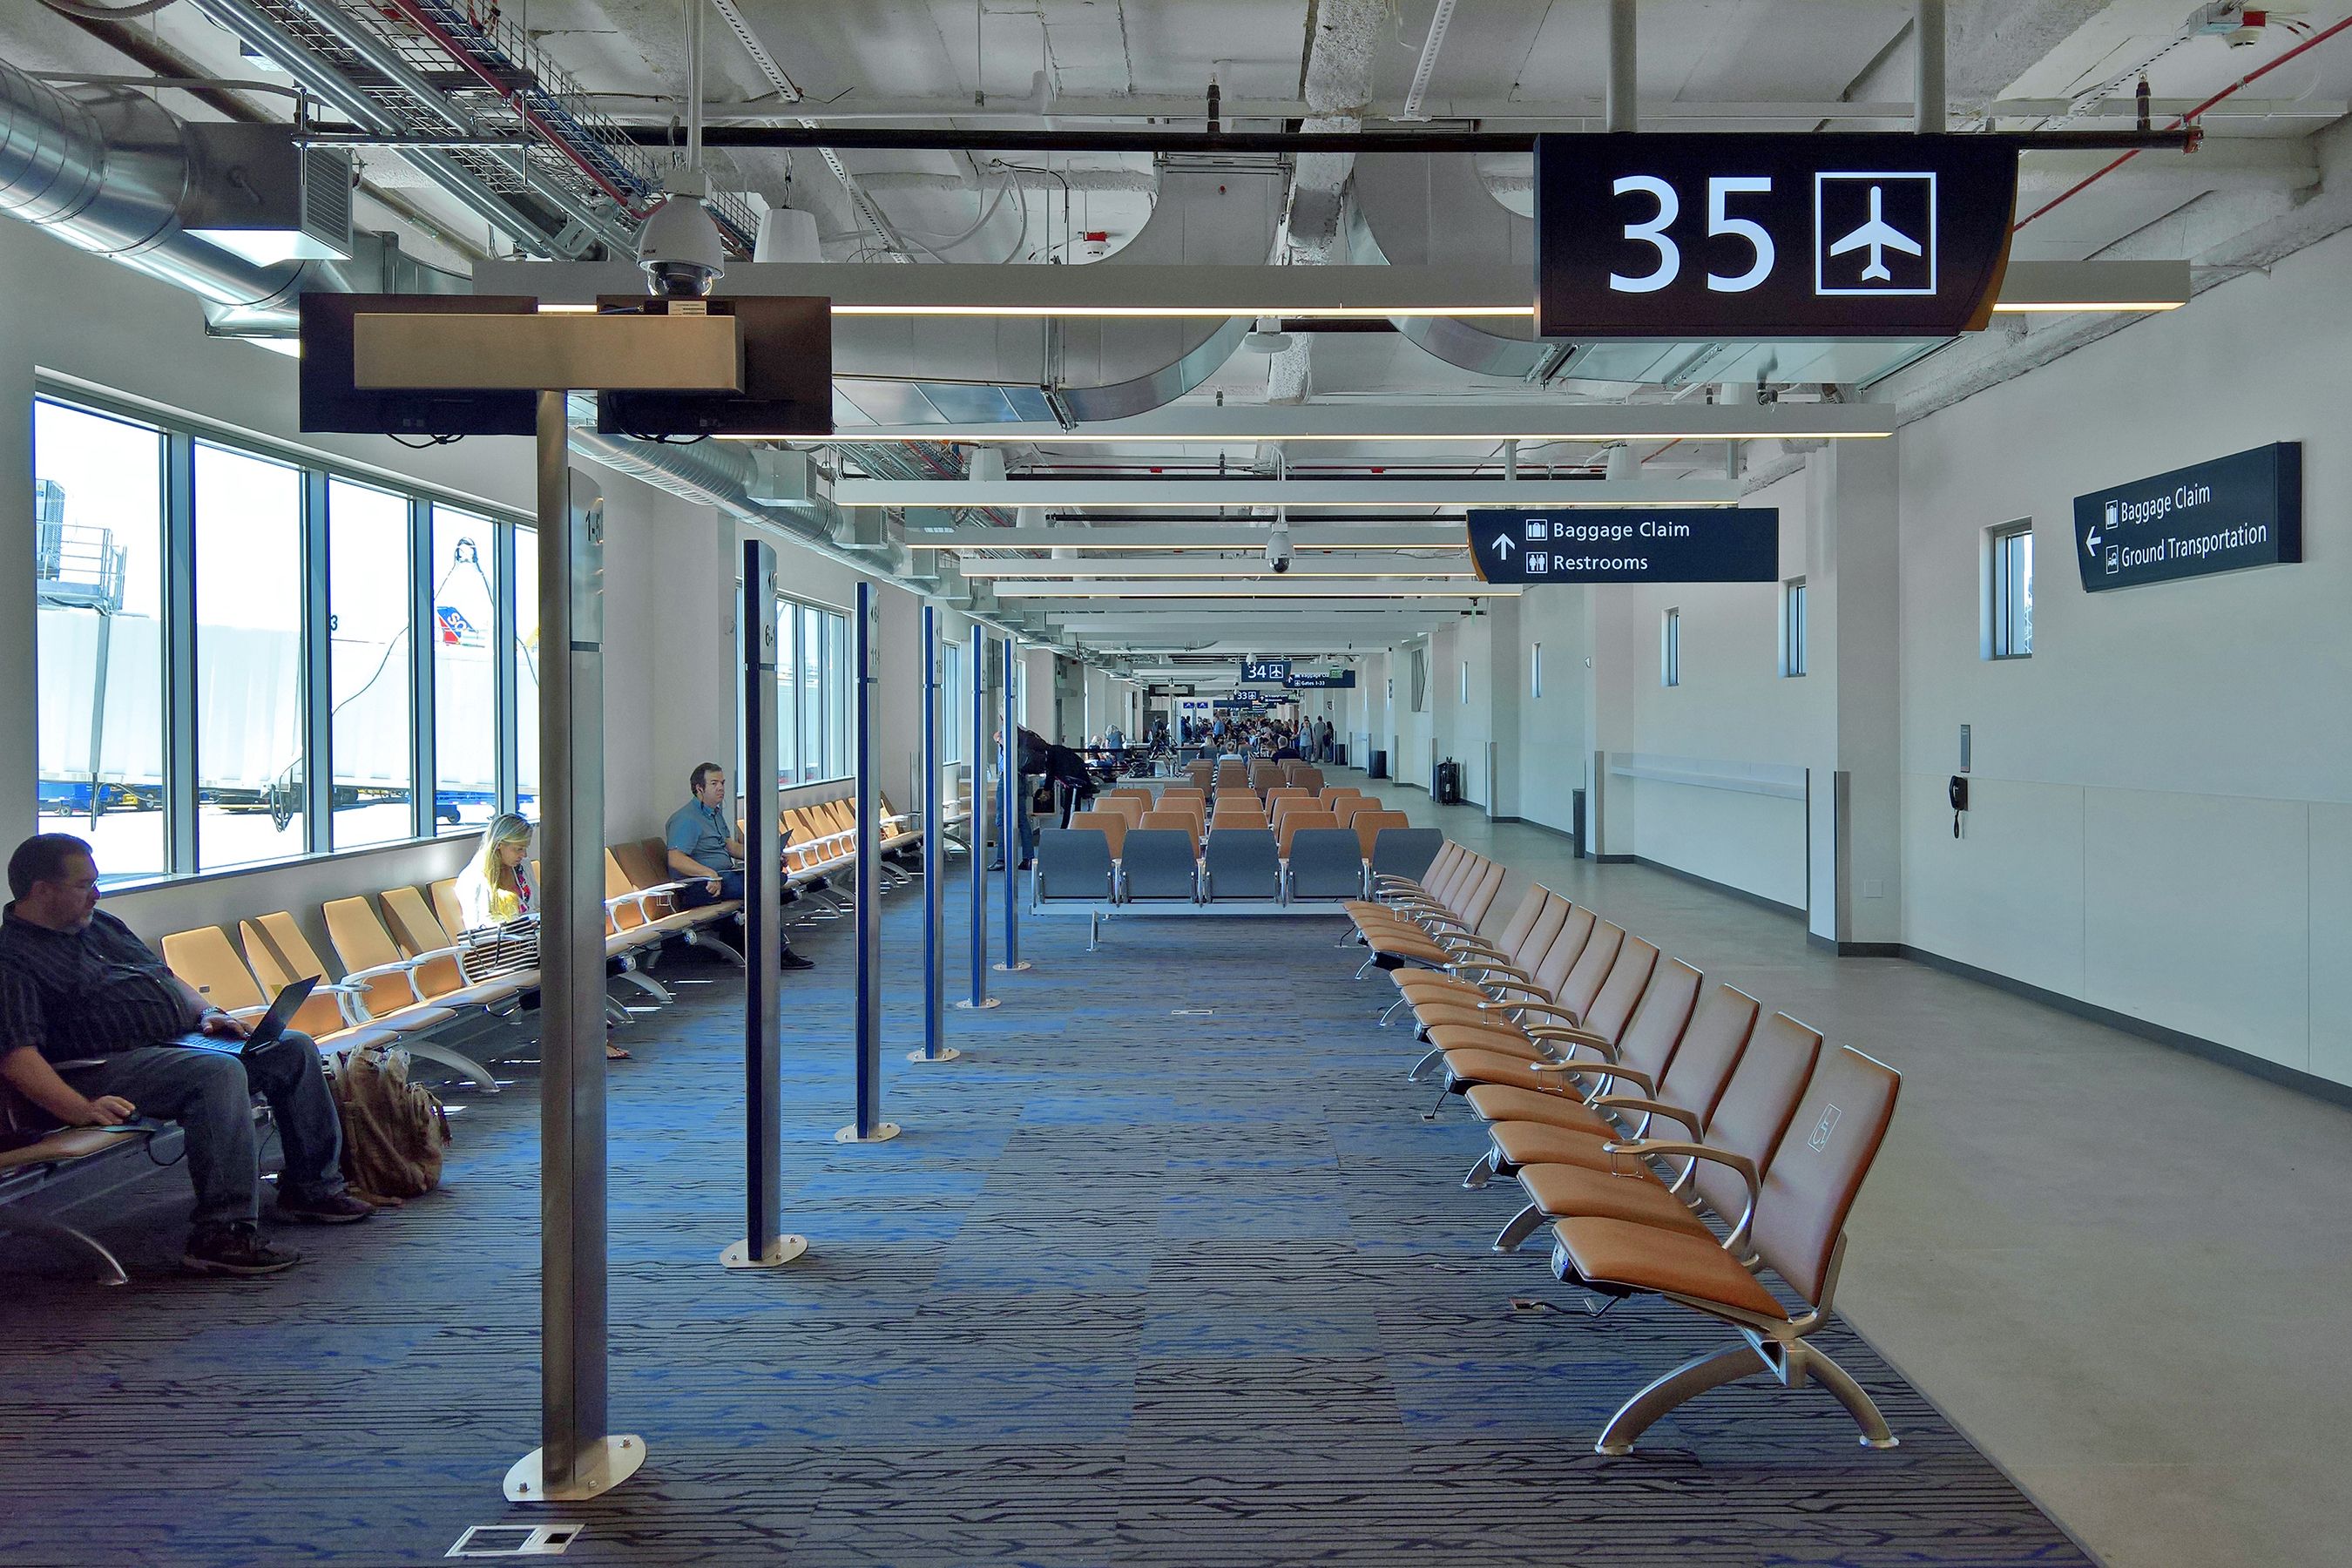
[841,478,1741,509]
[993,578,1517,598]
[902,525,1467,551]
[814,402,1896,444]
[504,259,2189,321]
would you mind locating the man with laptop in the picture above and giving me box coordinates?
[0,834,375,1277]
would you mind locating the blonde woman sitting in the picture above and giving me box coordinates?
[454,815,629,1061]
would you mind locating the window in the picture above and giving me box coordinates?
[1990,523,2034,659]
[30,393,532,884]
[32,399,168,883]
[1781,578,1808,678]
[1531,641,1543,699]
[193,442,305,870]
[327,479,414,848]
[430,505,499,833]
[510,524,540,820]
[1662,608,1682,687]
[774,598,851,785]
[1459,658,1470,705]
[941,640,964,762]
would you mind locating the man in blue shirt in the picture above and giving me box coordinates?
[666,763,813,970]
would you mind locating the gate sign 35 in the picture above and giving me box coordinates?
[1535,133,2019,339]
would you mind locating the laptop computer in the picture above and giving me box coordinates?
[171,974,318,1056]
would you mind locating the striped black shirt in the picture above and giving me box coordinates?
[0,907,205,1064]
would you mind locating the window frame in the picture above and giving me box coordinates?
[1662,607,1682,688]
[1987,521,2035,661]
[1781,577,1808,678]
[775,592,854,789]
[31,383,531,889]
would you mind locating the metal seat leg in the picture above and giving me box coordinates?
[1595,1342,1770,1455]
[0,1213,131,1285]
[1492,1202,1547,1253]
[1406,1044,1445,1082]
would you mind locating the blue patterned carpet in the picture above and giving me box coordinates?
[0,884,2089,1567]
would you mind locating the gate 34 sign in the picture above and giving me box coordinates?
[1535,133,2018,339]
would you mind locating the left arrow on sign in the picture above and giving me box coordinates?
[2084,525,2103,557]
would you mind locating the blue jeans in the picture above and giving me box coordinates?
[679,870,795,947]
[60,1033,347,1228]
[1016,773,1039,863]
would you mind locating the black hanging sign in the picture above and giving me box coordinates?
[1469,509,1778,585]
[2072,443,2301,592]
[1535,133,2018,339]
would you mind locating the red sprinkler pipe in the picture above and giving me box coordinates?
[2014,13,2350,230]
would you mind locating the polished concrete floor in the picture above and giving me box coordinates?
[1319,768,2352,1568]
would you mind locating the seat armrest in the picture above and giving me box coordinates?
[1437,935,1505,957]
[1474,983,1551,1005]
[1490,997,1581,1025]
[1590,1094,1701,1139]
[340,958,429,1007]
[1603,1139,1761,1249]
[1529,1033,1615,1066]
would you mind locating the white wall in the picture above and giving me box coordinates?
[1896,224,2352,1083]
[1419,224,2352,1089]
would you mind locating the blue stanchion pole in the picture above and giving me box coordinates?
[996,633,1030,973]
[838,582,899,1141]
[956,622,996,1010]
[912,605,959,1059]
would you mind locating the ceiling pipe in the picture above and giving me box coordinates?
[1605,0,1637,134]
[1915,0,1946,133]
[614,125,2193,154]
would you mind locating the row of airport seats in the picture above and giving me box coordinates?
[1184,758,1326,798]
[1342,846,1905,1455]
[1037,781,1442,912]
[1,793,929,1281]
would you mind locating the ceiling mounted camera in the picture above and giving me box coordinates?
[637,186,727,298]
[1265,516,1294,575]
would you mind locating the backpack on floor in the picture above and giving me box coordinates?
[328,1045,452,1204]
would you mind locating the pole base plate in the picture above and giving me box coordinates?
[953,997,1000,1010]
[835,1121,902,1143]
[994,961,1034,973]
[719,1234,809,1269]
[906,1046,963,1064]
[504,1435,645,1503]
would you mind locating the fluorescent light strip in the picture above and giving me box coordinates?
[906,539,1444,550]
[1990,301,2184,314]
[800,428,1884,443]
[828,304,1533,318]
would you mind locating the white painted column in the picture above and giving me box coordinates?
[1806,437,1905,948]
[1484,596,1524,819]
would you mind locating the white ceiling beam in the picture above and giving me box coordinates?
[828,402,1896,445]
[586,95,2338,123]
[905,524,1467,551]
[841,478,1740,509]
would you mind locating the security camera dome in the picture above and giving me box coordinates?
[637,195,727,298]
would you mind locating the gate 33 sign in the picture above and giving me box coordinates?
[1535,133,2019,339]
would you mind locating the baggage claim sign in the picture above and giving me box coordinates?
[2072,443,2302,592]
[1469,509,1778,585]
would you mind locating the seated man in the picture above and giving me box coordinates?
[0,835,377,1277]
[666,762,814,971]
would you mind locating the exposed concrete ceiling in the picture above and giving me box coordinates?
[7,0,2348,671]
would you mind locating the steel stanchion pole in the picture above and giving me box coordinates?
[507,395,642,1502]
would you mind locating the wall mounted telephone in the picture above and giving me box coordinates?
[1950,774,1969,837]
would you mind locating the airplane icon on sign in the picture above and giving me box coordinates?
[1827,186,1923,282]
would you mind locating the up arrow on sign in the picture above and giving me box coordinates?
[1490,534,1517,560]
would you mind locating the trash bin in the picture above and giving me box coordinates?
[1368,749,1388,780]
[1434,760,1463,805]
